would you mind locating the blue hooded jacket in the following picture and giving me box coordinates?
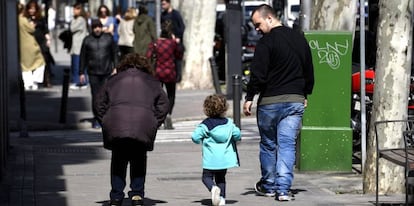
[191,118,241,170]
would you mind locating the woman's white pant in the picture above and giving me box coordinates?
[22,64,45,89]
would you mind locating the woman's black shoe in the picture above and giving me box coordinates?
[109,199,122,206]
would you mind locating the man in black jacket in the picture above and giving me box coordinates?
[80,19,117,128]
[243,4,314,202]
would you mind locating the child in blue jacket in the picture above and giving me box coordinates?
[191,94,241,206]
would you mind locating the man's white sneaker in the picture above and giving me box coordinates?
[254,180,276,197]
[277,192,294,201]
[69,84,79,90]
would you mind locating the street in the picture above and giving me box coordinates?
[3,119,403,206]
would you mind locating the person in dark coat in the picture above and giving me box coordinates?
[146,20,183,129]
[94,53,169,206]
[161,0,185,82]
[133,5,156,55]
[80,19,117,129]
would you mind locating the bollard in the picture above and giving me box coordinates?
[59,68,70,124]
[18,76,29,138]
[232,74,241,129]
[209,57,223,95]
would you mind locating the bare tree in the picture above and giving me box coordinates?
[310,0,358,31]
[363,0,413,194]
[174,0,217,89]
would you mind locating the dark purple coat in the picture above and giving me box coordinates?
[94,68,169,151]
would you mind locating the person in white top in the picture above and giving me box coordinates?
[69,3,88,89]
[117,7,137,61]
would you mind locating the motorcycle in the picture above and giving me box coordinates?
[351,65,375,153]
[351,67,414,153]
[241,45,254,92]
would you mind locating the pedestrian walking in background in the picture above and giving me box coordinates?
[243,4,314,201]
[192,94,241,206]
[146,20,183,129]
[79,19,117,129]
[117,7,137,61]
[97,5,115,36]
[161,0,185,82]
[18,3,45,91]
[69,2,89,90]
[94,53,169,206]
[25,0,55,88]
[133,5,156,55]
[47,3,56,32]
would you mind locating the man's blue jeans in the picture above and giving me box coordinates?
[257,102,304,195]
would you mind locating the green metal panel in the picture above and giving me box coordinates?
[298,31,353,171]
[298,127,353,171]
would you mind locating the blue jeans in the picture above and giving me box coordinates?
[71,55,88,85]
[257,102,304,194]
[71,55,80,84]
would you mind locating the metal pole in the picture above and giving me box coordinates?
[54,0,59,53]
[59,68,70,124]
[232,74,241,129]
[300,0,311,31]
[225,0,242,98]
[18,76,29,138]
[209,57,223,95]
[283,0,288,25]
[0,0,8,177]
[155,0,161,37]
[360,0,367,172]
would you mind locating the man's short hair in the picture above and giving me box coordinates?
[252,4,277,19]
[91,19,103,29]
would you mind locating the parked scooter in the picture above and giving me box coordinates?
[351,64,375,153]
[352,67,414,153]
[241,45,254,92]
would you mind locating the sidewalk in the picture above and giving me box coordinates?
[2,37,406,206]
[2,118,405,206]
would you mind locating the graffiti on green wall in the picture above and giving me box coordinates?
[308,39,350,70]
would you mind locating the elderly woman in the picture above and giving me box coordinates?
[94,53,169,206]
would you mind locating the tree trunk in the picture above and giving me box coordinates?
[310,0,358,31]
[363,0,413,194]
[174,0,217,89]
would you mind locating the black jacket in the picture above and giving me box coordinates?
[94,68,169,151]
[161,10,185,40]
[245,26,314,101]
[79,33,117,76]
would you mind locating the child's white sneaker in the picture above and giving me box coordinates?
[211,186,221,206]
[219,196,225,205]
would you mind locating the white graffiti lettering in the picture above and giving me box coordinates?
[309,40,349,70]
